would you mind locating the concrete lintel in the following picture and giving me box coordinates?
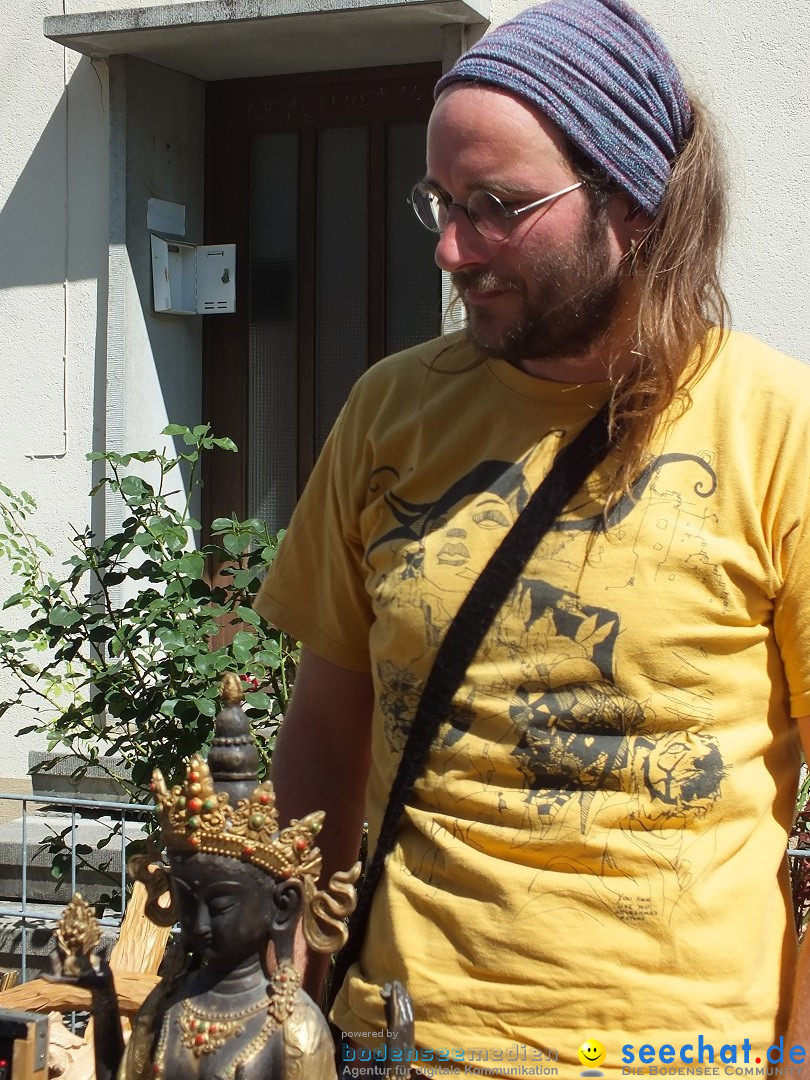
[44,0,490,81]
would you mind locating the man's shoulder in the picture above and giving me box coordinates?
[714,329,810,388]
[699,329,810,413]
[350,331,475,397]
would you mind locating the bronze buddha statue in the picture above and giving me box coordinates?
[50,674,364,1080]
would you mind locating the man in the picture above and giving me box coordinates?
[254,0,810,1074]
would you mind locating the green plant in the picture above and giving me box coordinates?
[0,424,298,796]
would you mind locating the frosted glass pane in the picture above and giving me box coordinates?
[386,122,441,354]
[314,127,369,455]
[248,132,299,532]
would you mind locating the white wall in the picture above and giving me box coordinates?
[0,6,205,781]
[0,0,109,778]
[117,55,205,455]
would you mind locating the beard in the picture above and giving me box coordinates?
[453,204,624,366]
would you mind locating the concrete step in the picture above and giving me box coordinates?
[27,752,136,802]
[0,811,149,906]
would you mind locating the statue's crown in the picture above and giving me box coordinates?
[150,757,323,880]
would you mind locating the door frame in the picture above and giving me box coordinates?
[202,62,441,531]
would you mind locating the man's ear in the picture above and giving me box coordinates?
[610,192,654,257]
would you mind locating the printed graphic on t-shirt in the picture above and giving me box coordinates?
[366,447,725,920]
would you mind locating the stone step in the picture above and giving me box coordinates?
[0,811,149,906]
[27,752,136,802]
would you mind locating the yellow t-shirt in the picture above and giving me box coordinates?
[255,330,810,1077]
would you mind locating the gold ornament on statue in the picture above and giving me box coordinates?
[150,757,324,881]
[53,893,102,977]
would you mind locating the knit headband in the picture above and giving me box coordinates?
[434,0,692,215]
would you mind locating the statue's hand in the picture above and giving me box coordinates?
[46,948,114,990]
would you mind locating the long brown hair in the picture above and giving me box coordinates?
[571,94,730,502]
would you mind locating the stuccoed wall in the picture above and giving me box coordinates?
[115,54,205,458]
[1,4,204,781]
[490,0,810,362]
[0,0,109,779]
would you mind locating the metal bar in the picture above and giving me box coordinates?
[0,905,125,928]
[120,809,127,917]
[70,807,77,898]
[0,792,152,812]
[21,797,28,982]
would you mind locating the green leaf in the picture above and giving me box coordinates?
[223,533,249,557]
[195,696,217,717]
[241,519,266,533]
[48,607,82,627]
[194,653,220,676]
[177,552,205,579]
[156,629,185,650]
[236,606,261,628]
[210,517,235,532]
[232,631,255,652]
[212,437,238,452]
[159,699,178,717]
[244,691,272,709]
[232,642,252,665]
[119,475,152,499]
[162,424,188,436]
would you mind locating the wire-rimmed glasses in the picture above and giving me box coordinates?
[409,180,583,242]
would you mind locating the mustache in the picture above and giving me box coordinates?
[452,270,522,294]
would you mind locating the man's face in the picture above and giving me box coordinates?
[426,86,629,369]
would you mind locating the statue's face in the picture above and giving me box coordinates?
[170,852,276,971]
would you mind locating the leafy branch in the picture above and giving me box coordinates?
[0,424,298,795]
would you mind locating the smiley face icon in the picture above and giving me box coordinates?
[578,1039,607,1069]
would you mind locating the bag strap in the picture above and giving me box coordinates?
[330,403,613,1006]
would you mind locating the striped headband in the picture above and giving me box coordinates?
[435,0,692,215]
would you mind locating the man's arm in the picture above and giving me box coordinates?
[787,716,810,1054]
[270,646,375,1001]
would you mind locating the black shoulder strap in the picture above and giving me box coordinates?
[330,403,613,1005]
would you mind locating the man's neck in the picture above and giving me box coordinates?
[512,335,639,384]
[514,352,614,383]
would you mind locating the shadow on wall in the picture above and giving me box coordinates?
[0,57,106,289]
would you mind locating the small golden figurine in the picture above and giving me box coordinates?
[50,674,363,1080]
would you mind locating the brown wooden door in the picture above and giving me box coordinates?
[203,64,441,533]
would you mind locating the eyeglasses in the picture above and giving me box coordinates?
[409,180,583,242]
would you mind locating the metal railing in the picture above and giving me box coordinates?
[0,791,154,981]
